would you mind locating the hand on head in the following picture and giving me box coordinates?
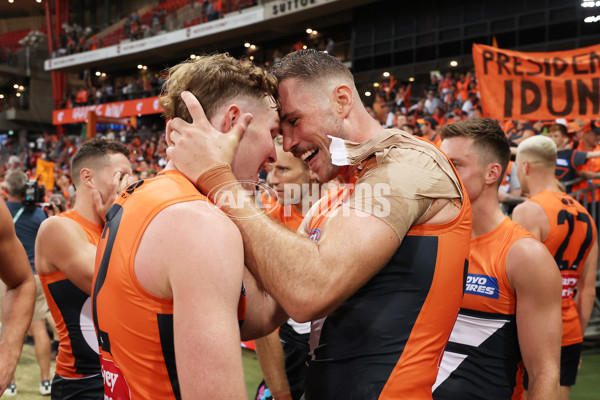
[166,91,253,183]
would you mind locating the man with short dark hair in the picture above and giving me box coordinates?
[35,138,133,400]
[433,118,561,400]
[167,49,471,399]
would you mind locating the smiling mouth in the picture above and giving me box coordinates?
[300,148,319,163]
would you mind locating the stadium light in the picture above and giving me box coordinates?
[250,56,254,60]
[8,0,14,3]
[244,42,251,48]
[383,72,390,77]
[95,71,101,76]
[409,77,415,82]
[36,0,42,3]
[364,91,372,97]
[101,73,106,77]
[0,94,4,99]
[584,15,600,22]
[137,64,143,69]
[16,93,21,97]
[450,60,458,67]
[311,30,318,35]
[13,84,18,89]
[190,54,196,59]
[250,44,256,50]
[302,45,307,50]
[306,28,313,34]
[18,86,24,91]
[373,82,380,87]
[581,1,600,7]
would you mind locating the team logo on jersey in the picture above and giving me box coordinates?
[308,228,321,242]
[465,274,499,299]
[101,358,131,399]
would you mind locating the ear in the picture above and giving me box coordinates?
[486,163,503,186]
[79,168,95,189]
[523,160,530,176]
[219,104,241,133]
[332,84,353,119]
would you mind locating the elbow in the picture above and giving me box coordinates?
[285,294,334,323]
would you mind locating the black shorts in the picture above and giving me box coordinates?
[51,374,103,400]
[523,342,582,388]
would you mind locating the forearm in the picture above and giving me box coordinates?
[527,371,560,400]
[255,332,292,400]
[216,183,323,320]
[0,278,35,379]
[241,269,288,341]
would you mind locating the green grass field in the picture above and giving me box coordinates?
[9,344,600,399]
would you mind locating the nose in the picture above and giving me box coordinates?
[281,128,296,153]
[266,142,277,165]
[267,169,278,187]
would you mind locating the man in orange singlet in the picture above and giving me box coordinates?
[512,135,599,400]
[255,136,320,400]
[433,118,561,400]
[92,54,285,400]
[35,139,133,399]
[167,49,472,399]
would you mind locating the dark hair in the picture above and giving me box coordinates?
[424,116,438,129]
[270,49,354,84]
[548,123,568,137]
[441,117,511,186]
[71,139,129,186]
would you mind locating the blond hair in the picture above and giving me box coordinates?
[160,53,278,122]
[517,135,557,169]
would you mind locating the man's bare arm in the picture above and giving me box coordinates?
[35,217,97,294]
[0,200,35,392]
[240,268,288,341]
[254,332,293,400]
[135,201,247,399]
[507,238,561,400]
[576,239,598,335]
[218,190,400,322]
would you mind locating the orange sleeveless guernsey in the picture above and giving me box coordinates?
[303,165,472,399]
[38,211,103,378]
[528,190,596,347]
[434,217,534,400]
[92,170,246,399]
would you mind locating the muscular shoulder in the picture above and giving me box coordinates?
[505,237,557,291]
[511,200,548,241]
[135,200,243,298]
[37,216,87,251]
